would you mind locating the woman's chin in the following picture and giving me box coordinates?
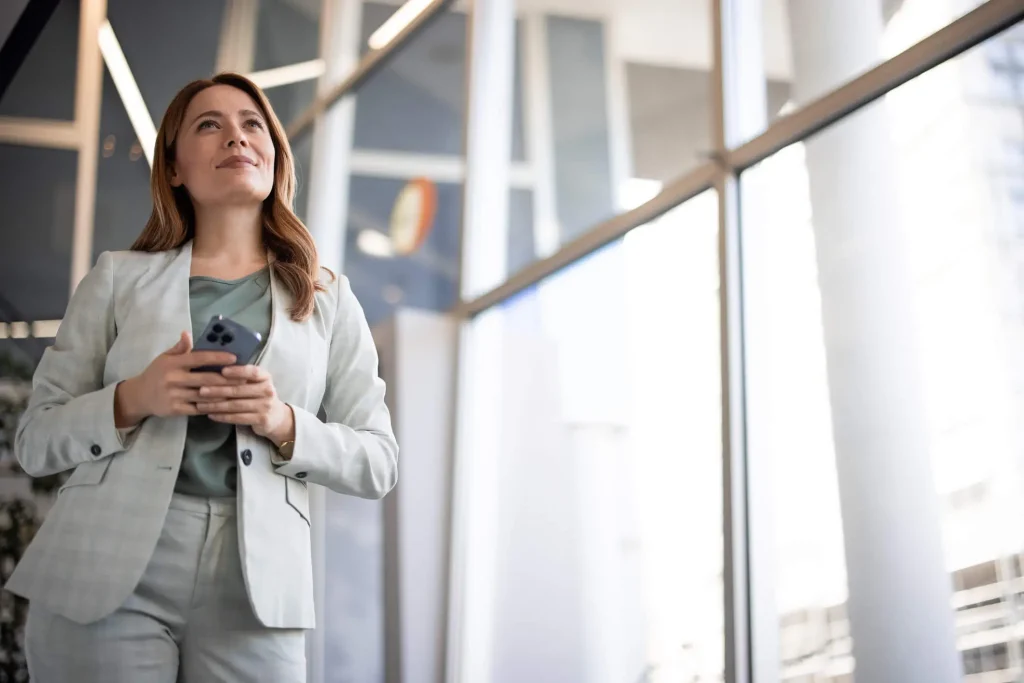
[200,186,273,207]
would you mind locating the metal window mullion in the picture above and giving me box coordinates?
[522,12,560,261]
[69,0,107,294]
[0,117,79,149]
[712,0,760,679]
[716,169,751,683]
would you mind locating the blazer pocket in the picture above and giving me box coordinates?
[58,457,113,494]
[285,476,311,526]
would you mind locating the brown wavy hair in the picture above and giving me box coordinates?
[132,72,327,321]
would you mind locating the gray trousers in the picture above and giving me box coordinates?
[25,493,307,682]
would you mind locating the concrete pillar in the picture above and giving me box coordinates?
[304,1,367,682]
[785,2,962,681]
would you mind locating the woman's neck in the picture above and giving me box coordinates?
[192,204,266,266]
[190,204,268,278]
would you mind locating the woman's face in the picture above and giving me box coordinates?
[170,84,276,208]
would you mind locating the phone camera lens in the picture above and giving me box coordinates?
[212,324,224,334]
[221,333,234,344]
[206,333,219,343]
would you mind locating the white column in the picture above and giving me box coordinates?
[446,0,515,680]
[785,2,962,681]
[458,0,514,299]
[306,0,360,273]
[304,1,363,682]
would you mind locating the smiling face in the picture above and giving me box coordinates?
[170,84,276,208]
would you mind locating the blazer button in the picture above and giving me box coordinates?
[241,449,253,466]
[296,472,307,479]
[90,444,102,456]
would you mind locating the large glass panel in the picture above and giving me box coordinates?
[741,22,1024,682]
[353,4,523,158]
[354,3,467,156]
[463,0,713,295]
[254,0,320,70]
[0,145,76,322]
[105,0,227,116]
[744,0,993,139]
[343,175,462,326]
[254,0,321,126]
[454,191,723,682]
[0,0,78,120]
[93,0,227,257]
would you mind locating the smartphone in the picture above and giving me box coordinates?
[191,315,263,373]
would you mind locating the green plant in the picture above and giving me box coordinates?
[0,350,32,384]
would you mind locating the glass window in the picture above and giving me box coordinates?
[105,0,227,116]
[352,4,525,160]
[741,23,1024,682]
[354,4,467,156]
[92,0,230,257]
[254,0,321,127]
[463,0,713,294]
[742,0,993,139]
[0,145,76,322]
[254,0,320,70]
[454,191,723,682]
[343,175,462,327]
[0,0,78,120]
[91,69,153,257]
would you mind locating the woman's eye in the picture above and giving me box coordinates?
[197,120,217,130]
[245,119,265,130]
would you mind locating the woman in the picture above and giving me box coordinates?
[5,73,398,682]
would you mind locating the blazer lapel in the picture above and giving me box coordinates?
[258,266,308,407]
[256,264,282,368]
[169,240,194,344]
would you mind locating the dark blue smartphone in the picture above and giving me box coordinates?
[191,315,263,373]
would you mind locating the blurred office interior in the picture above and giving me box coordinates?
[2,0,1024,681]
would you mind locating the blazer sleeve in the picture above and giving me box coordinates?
[275,275,399,499]
[15,251,128,477]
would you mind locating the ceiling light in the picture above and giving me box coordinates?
[97,20,156,167]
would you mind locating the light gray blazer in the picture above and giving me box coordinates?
[5,242,398,628]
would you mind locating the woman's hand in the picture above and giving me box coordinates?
[195,365,296,446]
[114,331,240,428]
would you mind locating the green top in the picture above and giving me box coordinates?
[175,267,272,497]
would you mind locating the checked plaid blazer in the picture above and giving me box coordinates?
[5,241,398,627]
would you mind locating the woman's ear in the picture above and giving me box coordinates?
[168,163,183,187]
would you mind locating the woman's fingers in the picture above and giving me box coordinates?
[208,412,261,425]
[178,351,237,370]
[195,399,263,414]
[172,401,201,416]
[198,382,272,400]
[170,371,246,389]
[170,388,201,403]
[221,365,270,383]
